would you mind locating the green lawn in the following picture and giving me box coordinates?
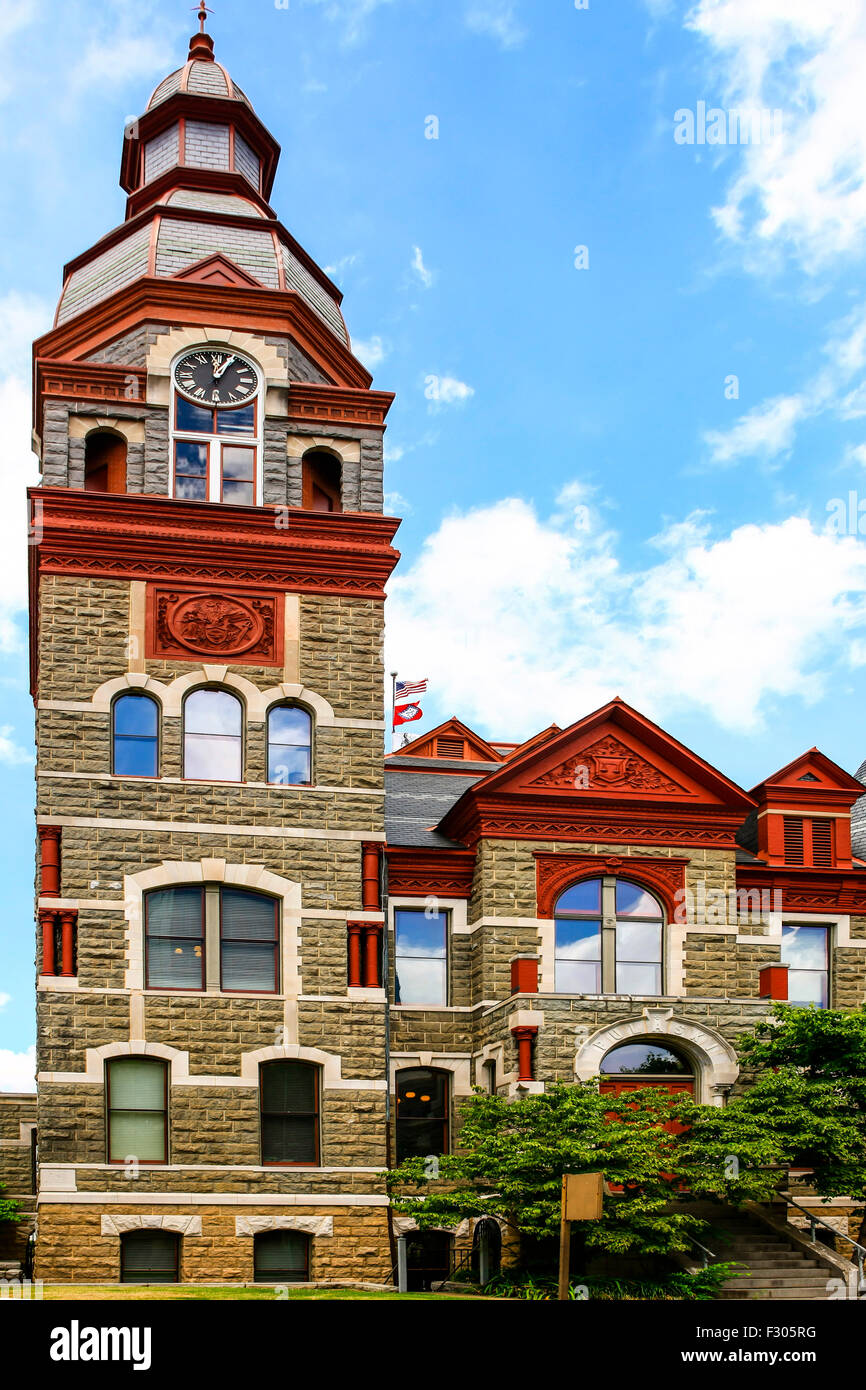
[42,1285,486,1301]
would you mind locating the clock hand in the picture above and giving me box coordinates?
[213,355,237,381]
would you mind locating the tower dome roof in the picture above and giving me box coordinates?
[147,28,252,110]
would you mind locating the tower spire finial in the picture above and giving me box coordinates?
[188,3,215,61]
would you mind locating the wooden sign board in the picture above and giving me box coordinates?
[562,1172,604,1222]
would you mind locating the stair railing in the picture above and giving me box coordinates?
[683,1234,716,1269]
[783,1192,866,1295]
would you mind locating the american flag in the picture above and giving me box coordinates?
[396,678,428,699]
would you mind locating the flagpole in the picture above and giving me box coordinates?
[390,670,398,754]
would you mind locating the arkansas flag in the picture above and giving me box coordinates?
[394,702,423,727]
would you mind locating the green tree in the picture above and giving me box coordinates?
[702,1005,866,1237]
[0,1181,21,1226]
[386,1081,782,1258]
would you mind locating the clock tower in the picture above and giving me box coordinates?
[30,18,399,1284]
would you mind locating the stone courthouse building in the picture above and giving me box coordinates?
[9,18,866,1288]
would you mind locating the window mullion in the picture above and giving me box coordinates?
[205,885,221,992]
[601,877,617,994]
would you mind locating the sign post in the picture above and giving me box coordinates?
[558,1173,604,1301]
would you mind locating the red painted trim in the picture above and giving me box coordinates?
[511,1026,538,1082]
[511,957,538,995]
[145,582,284,665]
[347,922,363,988]
[362,843,380,910]
[127,164,274,221]
[39,909,57,977]
[28,487,400,614]
[442,796,747,851]
[363,923,382,988]
[59,910,77,978]
[385,846,476,898]
[36,280,370,392]
[37,825,61,897]
[759,964,788,1001]
[121,92,280,199]
[736,863,866,914]
[535,851,688,922]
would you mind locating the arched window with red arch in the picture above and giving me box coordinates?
[554,876,664,996]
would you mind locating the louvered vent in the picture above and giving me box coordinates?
[436,736,464,759]
[811,819,833,868]
[783,817,804,864]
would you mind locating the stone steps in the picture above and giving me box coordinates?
[702,1209,850,1301]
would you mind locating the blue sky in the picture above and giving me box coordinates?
[3,0,866,1082]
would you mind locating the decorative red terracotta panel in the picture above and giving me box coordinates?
[535,851,688,921]
[146,584,283,664]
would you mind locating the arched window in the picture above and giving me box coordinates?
[267,704,312,785]
[112,693,159,777]
[600,1043,691,1076]
[260,1061,320,1165]
[145,885,280,993]
[301,450,342,512]
[84,429,127,494]
[395,1068,449,1164]
[106,1057,168,1164]
[471,1218,502,1284]
[120,1229,179,1284]
[183,688,243,781]
[554,877,664,996]
[254,1231,310,1283]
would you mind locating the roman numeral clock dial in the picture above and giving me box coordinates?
[173,349,259,406]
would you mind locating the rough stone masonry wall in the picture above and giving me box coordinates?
[0,1095,37,1262]
[36,1203,392,1284]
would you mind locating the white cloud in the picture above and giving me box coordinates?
[384,443,405,464]
[704,393,807,466]
[0,1045,35,1093]
[411,245,434,289]
[384,490,413,515]
[352,334,388,370]
[702,300,866,464]
[388,494,866,736]
[0,994,10,1011]
[685,0,866,272]
[68,33,177,94]
[465,1,527,49]
[0,726,32,766]
[426,375,475,409]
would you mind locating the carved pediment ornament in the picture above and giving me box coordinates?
[530,735,687,795]
[150,587,279,663]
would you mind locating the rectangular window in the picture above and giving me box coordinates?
[145,887,205,990]
[174,439,209,500]
[394,909,448,1006]
[260,1063,319,1165]
[782,924,829,1007]
[221,444,256,505]
[107,1058,168,1163]
[615,921,662,995]
[554,920,602,993]
[220,888,279,992]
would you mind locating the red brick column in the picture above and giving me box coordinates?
[759,964,788,1001]
[59,910,77,978]
[361,843,380,910]
[347,922,364,988]
[39,908,58,977]
[511,1026,538,1082]
[363,924,382,988]
[38,825,61,897]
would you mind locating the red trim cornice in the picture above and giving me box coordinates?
[535,851,688,921]
[126,165,275,221]
[29,486,400,597]
[34,279,371,392]
[286,383,394,431]
[736,864,866,915]
[439,793,748,851]
[385,847,476,898]
[34,360,147,426]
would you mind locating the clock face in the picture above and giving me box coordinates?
[173,349,259,408]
